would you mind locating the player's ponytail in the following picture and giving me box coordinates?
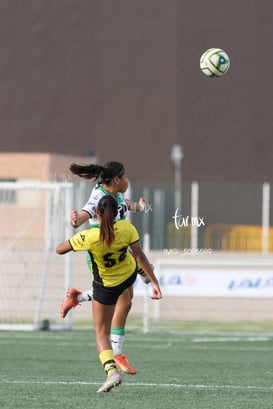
[70,163,103,180]
[70,161,125,184]
[97,195,118,248]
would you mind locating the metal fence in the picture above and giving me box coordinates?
[16,180,269,252]
[129,181,272,252]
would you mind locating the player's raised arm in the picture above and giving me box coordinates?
[70,209,90,228]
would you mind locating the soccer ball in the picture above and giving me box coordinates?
[200,48,230,77]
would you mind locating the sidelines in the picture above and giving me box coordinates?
[4,380,273,391]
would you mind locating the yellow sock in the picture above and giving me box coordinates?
[99,349,117,375]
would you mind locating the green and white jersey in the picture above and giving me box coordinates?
[82,184,128,228]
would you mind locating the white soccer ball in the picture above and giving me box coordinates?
[200,48,230,77]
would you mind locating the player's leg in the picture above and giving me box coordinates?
[92,299,122,393]
[60,288,92,318]
[61,287,137,374]
[60,252,93,318]
[111,286,137,374]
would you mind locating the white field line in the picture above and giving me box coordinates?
[0,342,272,354]
[192,336,272,342]
[3,380,273,391]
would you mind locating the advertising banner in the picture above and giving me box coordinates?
[134,265,273,297]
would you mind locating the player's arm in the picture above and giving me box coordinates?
[70,209,90,228]
[57,230,91,254]
[71,188,103,227]
[56,240,73,254]
[130,241,162,300]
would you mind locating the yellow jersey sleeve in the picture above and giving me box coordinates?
[69,229,99,251]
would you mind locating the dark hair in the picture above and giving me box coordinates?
[97,195,118,248]
[70,161,125,185]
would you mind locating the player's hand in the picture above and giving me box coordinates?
[71,210,80,227]
[138,198,152,212]
[151,285,162,300]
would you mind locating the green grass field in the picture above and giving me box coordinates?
[1,325,273,409]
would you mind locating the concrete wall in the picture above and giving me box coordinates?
[0,152,97,181]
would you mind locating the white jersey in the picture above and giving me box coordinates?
[82,184,128,228]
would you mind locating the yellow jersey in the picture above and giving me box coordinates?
[69,219,139,287]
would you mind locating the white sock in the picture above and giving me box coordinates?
[111,334,125,356]
[78,290,92,303]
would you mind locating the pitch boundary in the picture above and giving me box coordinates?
[5,380,273,391]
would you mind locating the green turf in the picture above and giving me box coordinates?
[0,328,273,409]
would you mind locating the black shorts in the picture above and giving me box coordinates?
[92,269,137,305]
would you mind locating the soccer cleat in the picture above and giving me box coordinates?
[97,371,122,393]
[114,354,137,375]
[60,288,82,318]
